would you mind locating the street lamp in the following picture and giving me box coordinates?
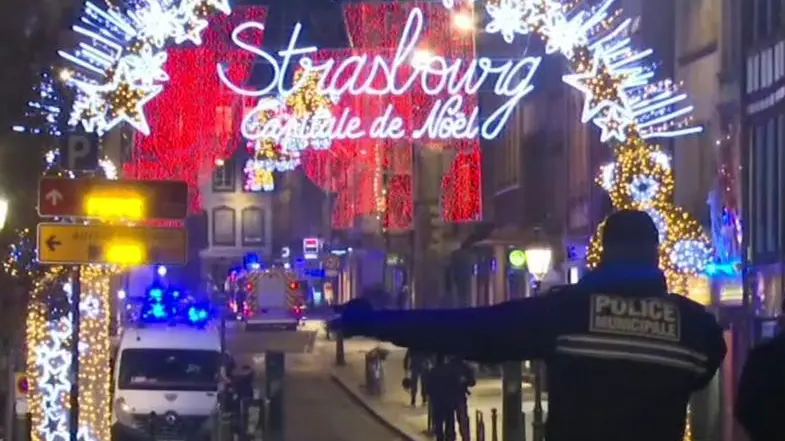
[525,243,552,441]
[0,198,9,231]
[452,12,474,31]
[524,246,552,281]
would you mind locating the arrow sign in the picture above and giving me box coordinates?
[36,223,187,265]
[45,190,63,206]
[45,236,61,252]
[37,177,188,220]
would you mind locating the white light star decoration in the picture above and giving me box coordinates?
[119,45,169,86]
[484,0,533,43]
[562,47,632,125]
[56,0,231,135]
[594,105,634,142]
[128,0,185,48]
[71,64,163,135]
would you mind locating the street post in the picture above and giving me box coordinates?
[264,352,285,441]
[36,176,189,441]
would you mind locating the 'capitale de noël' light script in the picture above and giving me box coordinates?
[218,7,542,142]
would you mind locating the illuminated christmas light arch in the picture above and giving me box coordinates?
[56,0,711,288]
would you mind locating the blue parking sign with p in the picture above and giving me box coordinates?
[60,132,99,171]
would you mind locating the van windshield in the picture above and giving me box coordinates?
[118,349,220,391]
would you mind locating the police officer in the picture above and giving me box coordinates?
[427,355,457,441]
[334,210,726,441]
[448,356,475,441]
[404,348,431,406]
[735,298,785,441]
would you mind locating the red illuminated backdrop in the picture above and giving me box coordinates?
[124,6,267,209]
[126,2,481,228]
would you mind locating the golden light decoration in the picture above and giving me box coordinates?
[26,267,65,441]
[106,81,146,119]
[27,265,116,441]
[286,69,333,116]
[78,265,113,441]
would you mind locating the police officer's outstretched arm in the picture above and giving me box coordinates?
[337,294,558,363]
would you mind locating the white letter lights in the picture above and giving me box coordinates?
[218,7,541,143]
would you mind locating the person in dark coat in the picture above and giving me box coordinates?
[448,357,475,441]
[332,210,726,441]
[735,299,785,441]
[404,348,431,406]
[427,355,458,441]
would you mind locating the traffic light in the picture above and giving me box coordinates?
[288,281,300,291]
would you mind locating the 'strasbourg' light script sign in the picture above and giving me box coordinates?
[218,7,541,142]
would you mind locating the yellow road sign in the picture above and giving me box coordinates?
[37,223,187,265]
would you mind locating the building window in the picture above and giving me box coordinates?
[215,105,233,139]
[212,206,236,246]
[212,159,235,192]
[241,207,265,246]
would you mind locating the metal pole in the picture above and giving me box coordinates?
[335,330,345,366]
[264,352,284,441]
[531,281,544,441]
[69,266,81,441]
[4,348,15,441]
[501,362,522,441]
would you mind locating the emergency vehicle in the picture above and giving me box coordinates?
[112,292,220,441]
[226,267,305,331]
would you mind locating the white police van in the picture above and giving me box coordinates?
[111,324,221,441]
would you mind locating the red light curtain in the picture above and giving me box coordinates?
[124,6,267,211]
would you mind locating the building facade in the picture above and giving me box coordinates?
[199,155,273,283]
[743,0,785,320]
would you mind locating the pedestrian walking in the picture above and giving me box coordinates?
[334,210,726,441]
[404,348,431,406]
[735,299,785,441]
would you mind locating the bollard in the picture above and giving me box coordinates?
[425,401,434,436]
[148,412,157,441]
[490,408,499,441]
[475,410,485,441]
[14,413,31,441]
[364,348,388,396]
[521,412,527,441]
[335,331,346,366]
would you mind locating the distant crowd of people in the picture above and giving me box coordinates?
[403,349,476,441]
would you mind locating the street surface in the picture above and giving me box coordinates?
[226,321,405,441]
[285,354,406,441]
